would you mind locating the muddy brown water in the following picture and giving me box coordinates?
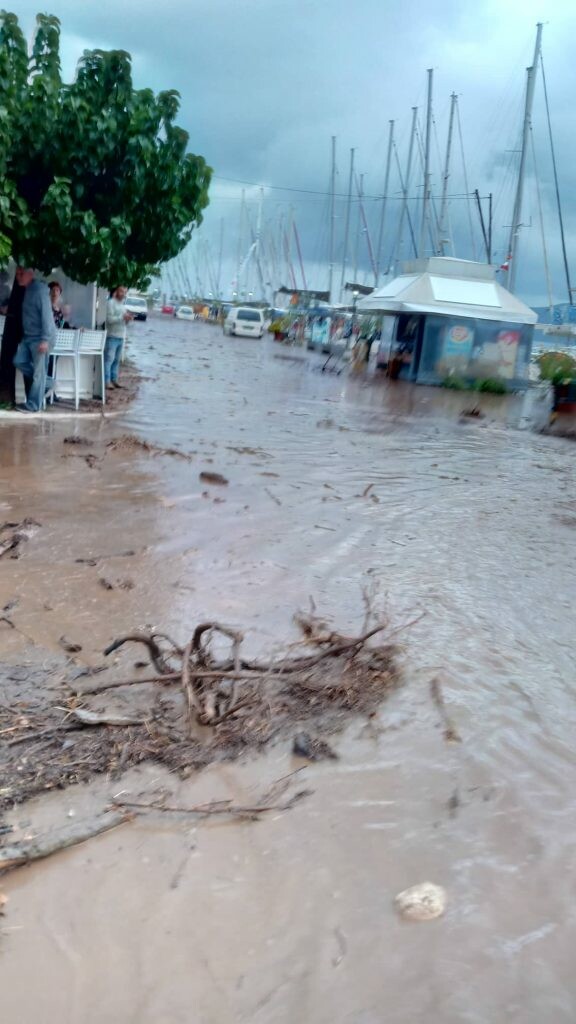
[1,317,576,1022]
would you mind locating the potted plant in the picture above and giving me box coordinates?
[536,351,576,412]
[551,371,576,412]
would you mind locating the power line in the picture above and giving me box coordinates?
[213,174,483,202]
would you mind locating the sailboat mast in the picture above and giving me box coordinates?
[235,188,245,300]
[328,135,336,304]
[358,184,377,281]
[438,93,457,256]
[255,187,264,299]
[375,120,395,287]
[353,172,364,283]
[488,193,493,264]
[474,189,490,262]
[339,147,355,301]
[507,22,543,293]
[284,208,297,291]
[293,220,308,291]
[217,218,224,298]
[395,107,418,268]
[419,69,433,258]
[539,47,574,305]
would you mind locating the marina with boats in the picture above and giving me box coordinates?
[158,23,574,402]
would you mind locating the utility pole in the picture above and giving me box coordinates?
[419,69,433,258]
[438,93,457,256]
[328,135,336,304]
[507,22,543,293]
[375,120,394,287]
[339,147,355,301]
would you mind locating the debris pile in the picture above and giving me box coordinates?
[0,611,399,809]
[105,434,192,460]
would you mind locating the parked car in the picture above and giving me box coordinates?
[175,305,195,321]
[223,307,265,338]
[161,304,175,315]
[125,295,148,321]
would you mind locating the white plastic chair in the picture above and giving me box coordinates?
[77,329,107,407]
[46,329,78,408]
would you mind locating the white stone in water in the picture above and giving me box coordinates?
[395,882,447,921]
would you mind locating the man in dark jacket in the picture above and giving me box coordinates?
[0,277,24,405]
[13,268,56,412]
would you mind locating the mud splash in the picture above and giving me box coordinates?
[1,317,576,1023]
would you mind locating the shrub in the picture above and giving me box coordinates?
[442,375,469,391]
[537,351,576,383]
[475,378,508,395]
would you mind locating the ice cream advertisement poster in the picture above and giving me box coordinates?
[443,324,474,360]
[496,330,520,378]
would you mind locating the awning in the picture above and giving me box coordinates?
[358,257,537,325]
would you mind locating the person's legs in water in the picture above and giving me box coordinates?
[104,336,122,388]
[13,341,48,411]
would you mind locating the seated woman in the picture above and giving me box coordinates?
[48,281,67,329]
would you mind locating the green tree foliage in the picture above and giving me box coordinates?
[0,12,211,286]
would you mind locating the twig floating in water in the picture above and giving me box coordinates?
[112,788,312,819]
[430,677,462,743]
[264,487,282,506]
[199,471,229,486]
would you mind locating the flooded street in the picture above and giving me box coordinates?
[1,316,576,1023]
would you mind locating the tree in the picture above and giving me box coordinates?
[0,11,211,287]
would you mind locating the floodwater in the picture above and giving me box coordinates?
[1,317,576,1023]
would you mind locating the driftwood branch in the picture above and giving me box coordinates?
[77,621,397,730]
[0,810,131,873]
[104,633,181,675]
[75,668,259,696]
[70,708,147,727]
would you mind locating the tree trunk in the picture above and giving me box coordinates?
[0,281,24,404]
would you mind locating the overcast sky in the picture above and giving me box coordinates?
[16,0,576,306]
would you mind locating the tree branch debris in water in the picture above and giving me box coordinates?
[0,610,401,810]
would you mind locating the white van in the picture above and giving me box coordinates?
[124,295,148,321]
[223,307,264,338]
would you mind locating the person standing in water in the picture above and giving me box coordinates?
[105,286,132,389]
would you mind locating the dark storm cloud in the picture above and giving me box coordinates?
[15,0,576,303]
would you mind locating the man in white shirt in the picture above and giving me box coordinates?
[105,286,132,389]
